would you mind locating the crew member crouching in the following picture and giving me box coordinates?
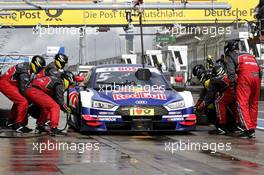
[25,71,74,136]
[196,65,240,135]
[0,56,46,133]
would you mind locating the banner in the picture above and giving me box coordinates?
[0,0,259,27]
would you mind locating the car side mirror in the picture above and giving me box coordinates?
[135,68,152,81]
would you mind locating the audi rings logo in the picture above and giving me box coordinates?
[45,10,63,21]
[135,100,148,105]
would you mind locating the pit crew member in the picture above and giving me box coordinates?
[0,55,46,132]
[25,71,74,136]
[196,65,239,135]
[225,40,262,138]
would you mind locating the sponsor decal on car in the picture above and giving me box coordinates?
[96,67,138,73]
[130,107,155,116]
[135,100,148,105]
[113,93,167,100]
[69,90,78,108]
[163,115,184,121]
[167,117,184,121]
[96,67,161,74]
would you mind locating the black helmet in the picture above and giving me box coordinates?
[192,64,205,76]
[224,40,239,56]
[31,55,46,74]
[212,65,225,77]
[197,70,212,84]
[54,53,68,69]
[61,71,75,90]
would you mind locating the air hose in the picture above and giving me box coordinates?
[58,89,71,132]
[58,112,71,132]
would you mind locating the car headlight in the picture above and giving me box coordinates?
[166,100,185,109]
[92,100,115,109]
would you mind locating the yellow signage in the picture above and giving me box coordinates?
[0,0,259,27]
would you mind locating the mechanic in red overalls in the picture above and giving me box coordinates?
[197,65,240,135]
[0,55,46,132]
[30,53,69,127]
[225,40,262,138]
[25,71,74,136]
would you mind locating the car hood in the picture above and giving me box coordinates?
[93,90,184,106]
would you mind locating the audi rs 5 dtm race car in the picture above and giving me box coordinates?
[67,64,196,132]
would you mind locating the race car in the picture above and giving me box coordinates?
[67,64,196,132]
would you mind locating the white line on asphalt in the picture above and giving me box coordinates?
[259,111,264,113]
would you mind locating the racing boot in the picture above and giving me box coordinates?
[6,122,15,129]
[13,123,32,133]
[22,126,33,133]
[229,126,244,134]
[35,125,49,134]
[208,127,226,135]
[238,129,255,139]
[6,119,15,129]
[49,128,67,137]
[44,120,51,131]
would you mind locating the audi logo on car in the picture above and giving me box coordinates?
[135,100,148,105]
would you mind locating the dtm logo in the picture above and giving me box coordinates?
[45,10,63,21]
[135,100,148,105]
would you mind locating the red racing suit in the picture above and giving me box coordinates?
[0,62,34,124]
[227,52,261,130]
[25,76,69,128]
[202,74,239,125]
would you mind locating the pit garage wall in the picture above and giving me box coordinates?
[171,33,224,79]
[166,25,231,71]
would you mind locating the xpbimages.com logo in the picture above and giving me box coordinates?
[169,24,232,38]
[98,83,166,95]
[32,140,100,154]
[32,25,99,37]
[164,140,232,154]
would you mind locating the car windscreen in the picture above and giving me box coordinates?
[94,67,171,90]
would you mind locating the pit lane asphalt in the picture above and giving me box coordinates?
[0,94,264,175]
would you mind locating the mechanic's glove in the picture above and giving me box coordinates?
[66,107,72,114]
[196,101,206,112]
[62,104,72,114]
[195,99,203,107]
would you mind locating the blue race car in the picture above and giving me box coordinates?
[67,64,196,132]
